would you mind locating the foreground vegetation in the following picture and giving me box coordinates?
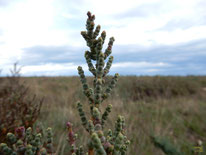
[1,10,205,154]
[3,75,203,154]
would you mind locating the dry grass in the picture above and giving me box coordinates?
[4,76,206,154]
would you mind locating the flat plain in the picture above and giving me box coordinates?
[4,76,206,154]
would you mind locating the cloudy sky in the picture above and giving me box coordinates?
[0,0,206,76]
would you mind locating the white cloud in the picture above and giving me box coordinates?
[0,0,83,68]
[151,25,206,45]
[0,0,205,49]
[1,61,170,76]
[146,69,160,72]
[103,0,206,46]
[0,0,205,76]
[18,63,90,76]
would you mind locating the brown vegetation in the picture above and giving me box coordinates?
[15,75,206,154]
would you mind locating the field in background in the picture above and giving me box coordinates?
[8,76,206,154]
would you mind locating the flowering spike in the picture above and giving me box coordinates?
[85,51,96,76]
[101,104,112,128]
[102,73,119,102]
[101,31,106,44]
[103,56,113,77]
[91,133,106,155]
[46,127,54,153]
[93,25,101,39]
[77,102,89,131]
[104,37,115,59]
[0,126,54,154]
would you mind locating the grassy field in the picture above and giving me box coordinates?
[3,76,206,154]
[21,76,206,154]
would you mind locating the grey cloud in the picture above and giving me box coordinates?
[113,38,206,63]
[113,39,206,75]
[16,38,206,76]
[21,45,86,65]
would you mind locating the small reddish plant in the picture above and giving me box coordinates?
[0,63,43,142]
[0,126,54,155]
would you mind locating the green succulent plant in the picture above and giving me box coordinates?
[66,11,130,155]
[0,126,54,155]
